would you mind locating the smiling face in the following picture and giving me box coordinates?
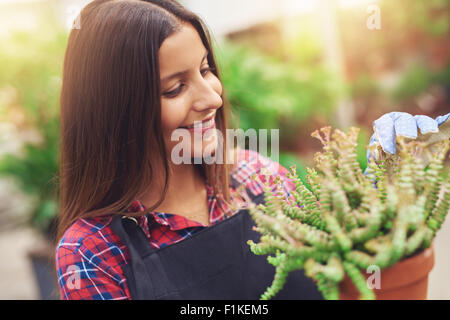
[159,22,223,162]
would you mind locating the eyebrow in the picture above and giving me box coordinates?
[161,50,209,83]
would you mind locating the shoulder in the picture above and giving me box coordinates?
[56,215,121,254]
[230,147,295,197]
[55,215,128,290]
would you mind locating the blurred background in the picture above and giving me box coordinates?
[0,0,449,299]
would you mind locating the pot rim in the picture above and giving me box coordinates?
[340,243,435,293]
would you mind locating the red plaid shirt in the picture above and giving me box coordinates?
[55,149,297,300]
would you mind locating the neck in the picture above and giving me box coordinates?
[139,161,206,210]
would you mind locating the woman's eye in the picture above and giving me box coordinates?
[163,84,184,98]
[162,67,215,98]
[201,66,215,76]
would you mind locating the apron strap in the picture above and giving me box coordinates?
[110,215,158,299]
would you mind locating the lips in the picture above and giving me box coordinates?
[180,118,216,134]
[179,114,215,129]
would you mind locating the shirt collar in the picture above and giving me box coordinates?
[125,182,217,232]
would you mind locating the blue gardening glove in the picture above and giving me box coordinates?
[366,112,450,165]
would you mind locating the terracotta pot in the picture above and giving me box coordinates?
[339,244,435,300]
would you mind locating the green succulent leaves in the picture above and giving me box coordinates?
[247,126,450,300]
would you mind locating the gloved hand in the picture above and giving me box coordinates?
[366,111,450,164]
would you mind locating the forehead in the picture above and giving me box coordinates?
[158,23,207,78]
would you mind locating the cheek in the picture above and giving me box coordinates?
[211,76,223,97]
[161,100,186,131]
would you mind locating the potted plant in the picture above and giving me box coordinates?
[247,126,449,300]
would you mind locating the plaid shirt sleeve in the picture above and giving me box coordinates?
[55,217,132,300]
[56,245,129,300]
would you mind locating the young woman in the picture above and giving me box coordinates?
[55,0,449,300]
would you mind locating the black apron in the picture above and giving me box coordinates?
[110,176,322,300]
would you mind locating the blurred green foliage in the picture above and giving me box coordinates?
[381,0,450,37]
[278,152,310,188]
[391,63,450,102]
[356,126,370,172]
[0,119,60,236]
[350,73,382,100]
[0,11,66,238]
[217,42,343,147]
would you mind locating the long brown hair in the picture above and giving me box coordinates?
[57,0,236,243]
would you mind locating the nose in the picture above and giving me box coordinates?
[191,74,223,113]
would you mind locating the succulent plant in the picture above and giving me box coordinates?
[247,126,450,300]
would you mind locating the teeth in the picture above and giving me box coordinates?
[186,118,213,129]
